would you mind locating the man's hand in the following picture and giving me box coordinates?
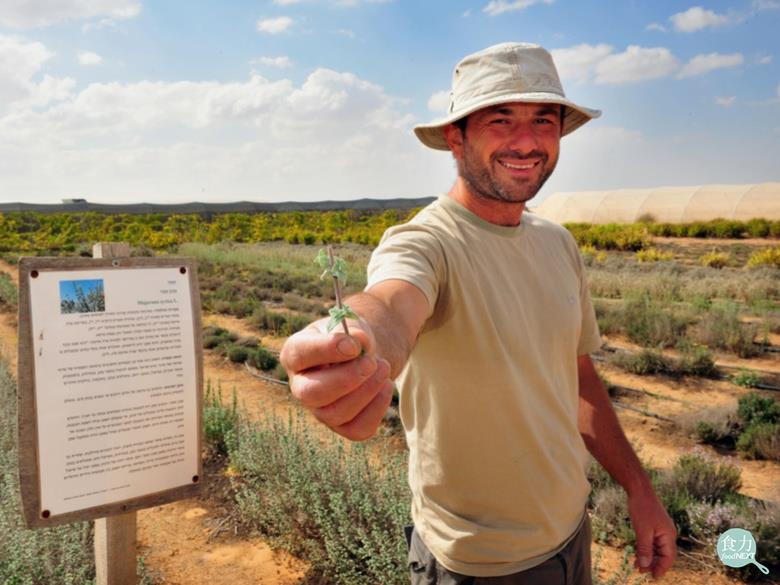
[628,489,677,580]
[280,317,394,441]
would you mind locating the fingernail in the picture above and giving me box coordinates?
[357,355,376,376]
[638,556,652,568]
[337,337,359,356]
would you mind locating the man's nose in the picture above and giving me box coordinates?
[505,123,539,154]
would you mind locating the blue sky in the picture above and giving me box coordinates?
[0,0,778,204]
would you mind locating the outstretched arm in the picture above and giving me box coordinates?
[281,279,429,441]
[577,354,677,580]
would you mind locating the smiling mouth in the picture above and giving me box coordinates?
[497,160,540,171]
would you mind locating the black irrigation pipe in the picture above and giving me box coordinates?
[610,401,675,423]
[244,361,288,387]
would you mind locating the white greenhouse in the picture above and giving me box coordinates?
[532,183,780,224]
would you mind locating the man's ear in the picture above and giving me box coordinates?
[442,124,464,159]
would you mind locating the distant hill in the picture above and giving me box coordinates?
[0,197,436,214]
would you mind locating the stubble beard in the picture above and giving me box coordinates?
[457,139,557,205]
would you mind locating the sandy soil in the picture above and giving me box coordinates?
[2,254,778,584]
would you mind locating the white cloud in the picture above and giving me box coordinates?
[0,65,457,203]
[715,96,736,107]
[756,53,773,65]
[595,46,679,84]
[0,0,140,29]
[0,34,75,107]
[483,0,554,16]
[553,44,679,85]
[670,6,731,32]
[256,16,294,34]
[335,28,356,38]
[677,52,743,79]
[427,90,450,114]
[551,43,613,84]
[78,51,103,66]
[273,0,303,4]
[462,9,472,17]
[251,56,293,68]
[645,22,668,32]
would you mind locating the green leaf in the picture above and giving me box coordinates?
[326,304,359,332]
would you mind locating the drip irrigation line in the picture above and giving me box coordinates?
[244,362,288,387]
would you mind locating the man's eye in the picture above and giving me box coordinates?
[489,118,509,125]
[536,118,554,125]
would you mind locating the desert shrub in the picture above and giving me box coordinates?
[747,247,780,269]
[234,335,260,348]
[203,381,238,456]
[0,272,17,310]
[247,347,278,371]
[736,423,780,461]
[737,392,780,427]
[609,349,670,375]
[691,302,758,357]
[675,342,717,378]
[593,299,621,335]
[590,486,635,546]
[746,218,771,238]
[0,360,97,584]
[565,223,651,251]
[687,501,741,545]
[676,404,740,446]
[699,250,729,269]
[731,369,761,388]
[580,244,607,265]
[621,295,689,348]
[229,411,410,585]
[227,346,250,363]
[635,248,674,263]
[666,449,742,505]
[280,313,312,336]
[203,335,223,350]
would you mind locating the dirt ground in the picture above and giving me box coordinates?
[1,258,777,584]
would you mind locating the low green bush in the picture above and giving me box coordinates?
[247,347,278,371]
[227,346,250,363]
[736,423,780,461]
[737,392,780,427]
[675,343,717,378]
[621,295,689,348]
[699,250,729,269]
[691,302,758,358]
[666,449,742,505]
[731,369,761,388]
[609,349,670,375]
[635,248,674,263]
[203,381,238,456]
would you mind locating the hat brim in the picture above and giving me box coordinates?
[414,92,601,151]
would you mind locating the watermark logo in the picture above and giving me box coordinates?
[717,528,769,575]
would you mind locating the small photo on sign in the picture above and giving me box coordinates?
[59,279,105,314]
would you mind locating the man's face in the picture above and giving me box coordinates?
[444,102,562,204]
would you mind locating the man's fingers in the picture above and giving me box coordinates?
[290,354,379,409]
[280,322,374,375]
[333,379,395,441]
[651,529,677,579]
[313,359,391,428]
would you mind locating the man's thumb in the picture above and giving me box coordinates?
[634,532,654,568]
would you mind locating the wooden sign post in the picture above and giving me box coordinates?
[17,243,203,585]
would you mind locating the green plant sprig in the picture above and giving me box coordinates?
[316,246,358,334]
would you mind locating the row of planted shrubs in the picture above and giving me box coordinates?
[582,244,780,269]
[567,219,780,253]
[201,389,779,584]
[596,296,765,358]
[202,325,287,380]
[678,392,780,462]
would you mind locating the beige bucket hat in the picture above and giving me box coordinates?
[414,42,601,151]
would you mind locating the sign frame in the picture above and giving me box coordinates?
[17,255,203,528]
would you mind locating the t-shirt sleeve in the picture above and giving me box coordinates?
[571,239,603,355]
[365,224,444,321]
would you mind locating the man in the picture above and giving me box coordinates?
[280,43,677,584]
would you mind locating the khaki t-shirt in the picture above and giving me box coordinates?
[366,195,603,577]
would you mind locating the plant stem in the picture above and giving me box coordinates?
[327,245,350,335]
